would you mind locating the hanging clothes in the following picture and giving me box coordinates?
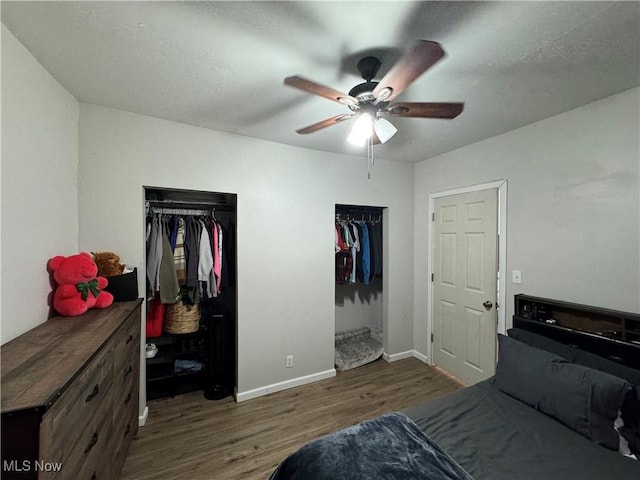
[146,208,231,304]
[335,219,351,284]
[367,220,381,280]
[169,215,178,251]
[212,220,222,295]
[335,221,347,252]
[184,216,199,288]
[146,215,162,293]
[335,251,352,284]
[221,220,236,288]
[198,219,214,298]
[174,217,187,286]
[158,218,180,303]
[354,222,364,281]
[334,211,382,286]
[348,222,360,284]
[359,221,371,285]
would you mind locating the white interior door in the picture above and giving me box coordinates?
[432,188,498,385]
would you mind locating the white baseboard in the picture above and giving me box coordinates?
[412,350,429,364]
[383,350,430,364]
[138,405,149,426]
[236,369,336,403]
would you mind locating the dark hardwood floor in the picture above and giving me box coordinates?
[121,358,462,480]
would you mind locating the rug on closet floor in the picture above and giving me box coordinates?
[335,325,383,371]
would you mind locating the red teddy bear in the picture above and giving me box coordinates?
[48,252,114,316]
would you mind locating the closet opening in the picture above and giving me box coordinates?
[334,204,385,371]
[144,186,237,402]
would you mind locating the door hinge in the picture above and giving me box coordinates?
[432,212,435,221]
[431,333,434,343]
[431,273,434,282]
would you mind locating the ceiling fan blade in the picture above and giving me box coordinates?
[284,76,358,106]
[373,41,445,103]
[386,102,464,119]
[296,113,355,134]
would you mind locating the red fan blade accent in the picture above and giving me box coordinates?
[284,76,358,106]
[386,102,464,119]
[373,41,445,103]
[296,114,355,134]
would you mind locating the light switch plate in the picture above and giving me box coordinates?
[512,270,522,284]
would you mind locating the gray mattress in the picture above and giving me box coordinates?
[405,378,640,480]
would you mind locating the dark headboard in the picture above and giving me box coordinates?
[513,294,640,370]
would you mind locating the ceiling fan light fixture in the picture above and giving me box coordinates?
[347,113,374,146]
[373,117,397,144]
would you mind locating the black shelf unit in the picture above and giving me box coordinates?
[513,294,640,369]
[146,329,207,400]
[146,306,236,401]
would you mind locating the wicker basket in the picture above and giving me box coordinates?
[164,301,200,334]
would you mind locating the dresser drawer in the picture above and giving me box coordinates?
[112,311,140,366]
[61,393,115,480]
[39,343,114,467]
[114,352,138,395]
[111,394,139,478]
[112,318,139,391]
[111,345,140,477]
[118,347,139,406]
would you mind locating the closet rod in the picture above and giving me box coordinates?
[335,209,383,219]
[146,199,235,212]
[336,205,383,214]
[150,206,212,216]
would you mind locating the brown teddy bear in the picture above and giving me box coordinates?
[92,251,125,277]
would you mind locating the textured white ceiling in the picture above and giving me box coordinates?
[2,1,639,163]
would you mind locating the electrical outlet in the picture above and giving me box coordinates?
[286,355,293,368]
[512,270,522,284]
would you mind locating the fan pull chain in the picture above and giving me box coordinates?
[367,136,374,180]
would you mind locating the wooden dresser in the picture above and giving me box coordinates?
[1,300,142,480]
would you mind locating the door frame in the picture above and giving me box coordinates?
[426,179,508,365]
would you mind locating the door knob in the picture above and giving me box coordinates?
[483,301,493,311]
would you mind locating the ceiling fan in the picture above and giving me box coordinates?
[284,40,464,146]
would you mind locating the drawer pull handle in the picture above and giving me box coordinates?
[85,432,99,454]
[85,384,100,402]
[124,392,132,405]
[125,334,134,344]
[123,423,131,437]
[124,365,133,378]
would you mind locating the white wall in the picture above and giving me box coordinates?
[1,25,79,344]
[77,104,415,398]
[335,280,383,333]
[413,87,640,359]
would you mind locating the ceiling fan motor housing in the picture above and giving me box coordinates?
[348,55,383,102]
[357,56,381,81]
[348,81,378,100]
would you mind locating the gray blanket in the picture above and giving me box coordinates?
[269,412,474,479]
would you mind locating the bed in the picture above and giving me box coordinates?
[270,302,640,480]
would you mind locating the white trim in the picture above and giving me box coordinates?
[427,180,508,364]
[383,350,413,362]
[138,405,149,427]
[235,369,336,403]
[412,350,429,364]
[383,350,429,364]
